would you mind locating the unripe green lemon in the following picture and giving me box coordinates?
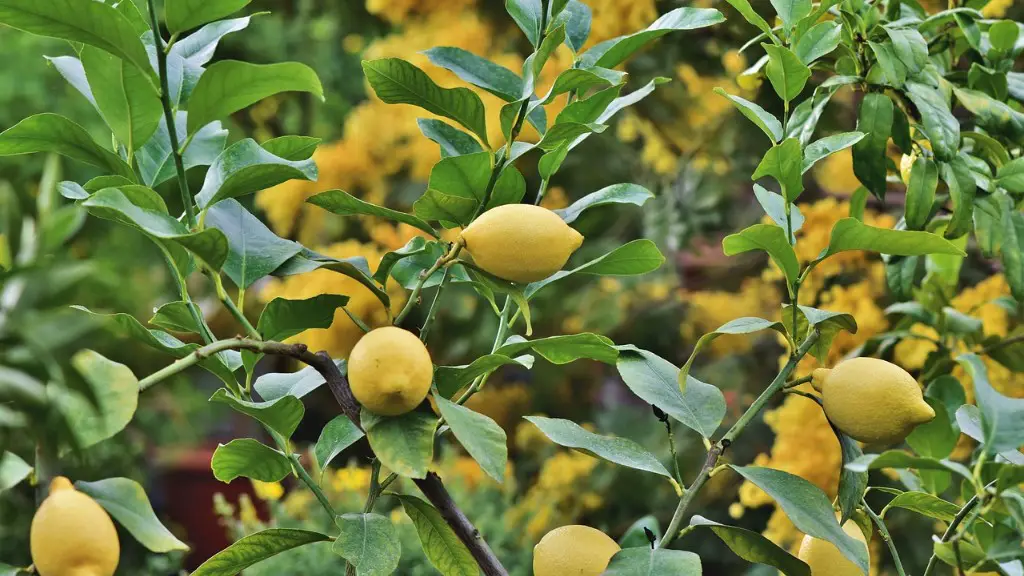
[348,326,433,416]
[533,525,620,576]
[459,204,584,284]
[797,519,868,576]
[31,476,120,576]
[812,357,935,444]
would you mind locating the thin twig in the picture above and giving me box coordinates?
[862,497,907,576]
[922,481,995,576]
[394,242,463,326]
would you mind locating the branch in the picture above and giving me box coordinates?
[862,498,907,576]
[922,481,996,576]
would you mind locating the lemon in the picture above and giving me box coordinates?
[459,204,584,284]
[31,477,120,576]
[812,357,935,444]
[348,326,433,416]
[533,525,620,576]
[797,519,868,576]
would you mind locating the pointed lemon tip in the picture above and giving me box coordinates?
[810,368,831,392]
[49,476,74,493]
[913,401,936,424]
[567,226,584,251]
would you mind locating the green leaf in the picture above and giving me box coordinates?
[262,135,320,160]
[905,82,959,162]
[997,157,1024,193]
[603,548,702,575]
[204,199,302,289]
[196,138,317,209]
[0,114,134,180]
[753,184,804,243]
[885,28,929,75]
[846,451,973,481]
[80,46,161,151]
[505,0,543,46]
[210,388,305,439]
[554,183,654,224]
[715,89,782,143]
[394,495,477,576]
[785,305,858,363]
[433,354,533,399]
[553,0,591,52]
[273,248,390,312]
[314,415,364,471]
[82,188,228,270]
[435,396,507,482]
[165,0,252,35]
[187,61,324,135]
[333,513,401,576]
[579,7,725,69]
[754,138,804,201]
[907,398,957,459]
[149,301,202,334]
[257,294,349,342]
[362,409,434,479]
[308,190,438,238]
[689,516,810,576]
[904,155,938,230]
[619,516,662,548]
[770,0,811,33]
[424,47,522,102]
[730,466,869,574]
[535,121,607,151]
[822,218,966,258]
[940,155,976,239]
[881,491,959,522]
[763,44,810,103]
[210,438,291,483]
[375,237,429,285]
[524,239,665,299]
[522,25,567,96]
[955,87,1024,145]
[61,350,138,449]
[868,41,907,87]
[852,93,893,201]
[495,332,619,364]
[833,428,867,524]
[786,82,844,145]
[39,204,86,254]
[794,21,841,64]
[0,0,154,82]
[957,354,1024,454]
[170,16,252,67]
[254,362,340,401]
[615,346,725,439]
[1001,208,1024,302]
[724,0,777,39]
[363,58,488,146]
[525,415,673,478]
[75,477,188,552]
[192,529,330,576]
[556,84,624,126]
[988,20,1020,54]
[0,452,31,493]
[802,132,864,174]
[723,223,800,287]
[679,317,787,382]
[545,68,624,101]
[137,112,227,187]
[417,119,483,158]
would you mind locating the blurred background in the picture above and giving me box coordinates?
[1,0,1021,574]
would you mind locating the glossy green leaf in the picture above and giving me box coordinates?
[149,301,202,334]
[309,190,437,238]
[76,477,188,552]
[524,239,665,299]
[955,87,1024,145]
[580,7,725,69]
[794,21,841,64]
[604,548,702,575]
[254,363,338,402]
[802,132,864,174]
[495,332,618,364]
[552,0,591,52]
[61,350,138,449]
[846,451,973,481]
[505,0,543,46]
[204,199,302,289]
[619,516,661,548]
[433,354,532,399]
[852,93,893,201]
[689,516,810,576]
[395,496,477,576]
[907,398,957,460]
[823,218,966,258]
[723,223,800,287]
[958,354,1024,454]
[715,88,783,143]
[785,305,858,363]
[724,0,777,39]
[262,135,320,160]
[763,44,810,102]
[165,0,251,34]
[272,248,389,311]
[81,46,161,151]
[770,0,811,33]
[192,529,329,576]
[680,317,786,382]
[424,47,522,102]
[210,388,305,439]
[436,396,507,482]
[753,184,804,243]
[1002,208,1024,302]
[885,28,929,75]
[362,409,434,479]
[170,16,252,67]
[833,427,867,524]
[0,114,134,180]
[786,82,844,145]
[997,157,1024,193]
[195,138,318,209]
[880,491,959,522]
[0,452,31,493]
[545,67,624,101]
[314,415,364,472]
[137,112,227,187]
[616,346,725,438]
[904,155,938,230]
[535,121,607,151]
[256,294,349,343]
[187,61,324,135]
[210,438,291,483]
[940,155,976,239]
[522,25,567,96]
[525,416,672,478]
[754,138,804,201]
[363,57,488,145]
[333,513,400,576]
[417,119,483,158]
[731,466,869,573]
[555,183,654,224]
[905,82,959,161]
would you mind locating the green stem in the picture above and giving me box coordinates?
[666,420,683,485]
[138,338,305,390]
[146,0,195,229]
[280,434,334,517]
[922,481,995,576]
[212,273,261,340]
[419,267,451,342]
[453,297,512,406]
[394,242,463,326]
[863,498,907,576]
[784,374,815,388]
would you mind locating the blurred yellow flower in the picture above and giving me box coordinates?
[250,480,284,502]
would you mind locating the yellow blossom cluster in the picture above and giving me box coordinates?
[365,0,476,24]
[584,0,658,46]
[681,278,781,357]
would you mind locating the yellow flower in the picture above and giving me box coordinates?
[540,186,570,210]
[981,0,1013,17]
[508,448,604,541]
[681,278,780,356]
[331,464,372,493]
[813,148,863,196]
[721,50,747,76]
[584,0,658,47]
[250,480,284,502]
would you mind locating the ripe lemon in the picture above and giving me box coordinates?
[459,204,584,284]
[533,525,620,576]
[797,519,868,576]
[348,326,433,416]
[812,357,935,444]
[31,476,120,576]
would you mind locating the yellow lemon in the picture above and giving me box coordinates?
[31,476,120,576]
[459,204,584,284]
[797,519,868,576]
[812,357,935,444]
[348,326,433,416]
[533,525,620,576]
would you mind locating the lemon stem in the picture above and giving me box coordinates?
[921,481,996,576]
[863,497,907,576]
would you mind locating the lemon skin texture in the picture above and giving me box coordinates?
[797,520,868,576]
[533,525,620,576]
[31,476,120,576]
[459,204,584,284]
[348,326,433,416]
[812,357,935,444]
